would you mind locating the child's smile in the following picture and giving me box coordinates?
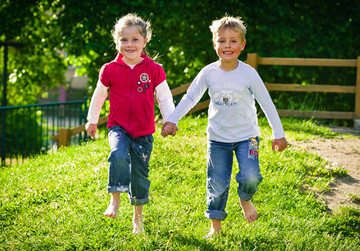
[222,50,235,55]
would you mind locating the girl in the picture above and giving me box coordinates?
[161,16,287,237]
[86,13,174,234]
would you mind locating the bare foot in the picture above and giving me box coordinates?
[104,193,120,218]
[203,219,221,239]
[132,221,144,234]
[133,205,144,234]
[240,199,258,223]
[203,229,219,239]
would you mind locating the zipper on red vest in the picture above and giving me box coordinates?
[129,68,134,132]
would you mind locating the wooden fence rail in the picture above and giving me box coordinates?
[246,53,360,122]
[54,53,360,147]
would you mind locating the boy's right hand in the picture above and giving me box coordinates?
[161,122,178,137]
[272,137,288,152]
[85,122,97,139]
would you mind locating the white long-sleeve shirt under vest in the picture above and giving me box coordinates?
[166,60,285,142]
[87,80,175,125]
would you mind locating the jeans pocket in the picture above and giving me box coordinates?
[138,134,154,145]
[145,135,154,144]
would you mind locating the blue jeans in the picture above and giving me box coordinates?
[205,137,263,220]
[107,126,153,205]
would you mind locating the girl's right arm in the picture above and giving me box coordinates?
[86,80,108,138]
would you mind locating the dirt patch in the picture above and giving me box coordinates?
[291,127,360,213]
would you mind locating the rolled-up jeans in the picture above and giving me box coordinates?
[205,137,263,221]
[107,126,153,205]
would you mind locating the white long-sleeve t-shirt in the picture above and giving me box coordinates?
[166,61,285,142]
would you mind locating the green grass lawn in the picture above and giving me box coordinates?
[1,116,359,250]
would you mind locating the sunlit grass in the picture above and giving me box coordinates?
[1,116,359,250]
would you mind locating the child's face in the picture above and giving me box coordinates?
[118,26,147,65]
[213,28,246,65]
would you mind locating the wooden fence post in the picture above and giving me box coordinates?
[246,53,259,70]
[58,128,71,147]
[354,56,360,130]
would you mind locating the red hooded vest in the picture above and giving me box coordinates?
[100,54,166,137]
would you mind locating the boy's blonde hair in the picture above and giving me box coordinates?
[112,13,152,55]
[209,16,246,42]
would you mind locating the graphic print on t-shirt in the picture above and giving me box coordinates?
[213,89,242,107]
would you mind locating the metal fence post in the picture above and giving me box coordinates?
[82,96,89,142]
[1,109,5,166]
[1,42,24,166]
[1,45,8,166]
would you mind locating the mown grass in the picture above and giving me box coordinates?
[1,116,359,250]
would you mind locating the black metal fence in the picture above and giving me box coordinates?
[0,98,92,166]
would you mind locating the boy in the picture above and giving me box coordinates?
[162,16,287,237]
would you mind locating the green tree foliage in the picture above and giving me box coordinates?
[0,1,66,105]
[1,0,359,108]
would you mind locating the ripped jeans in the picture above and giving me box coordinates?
[107,126,153,205]
[205,137,263,220]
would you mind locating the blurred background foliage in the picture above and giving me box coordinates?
[0,0,359,121]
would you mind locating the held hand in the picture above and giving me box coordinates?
[161,122,178,137]
[272,137,288,152]
[85,122,98,139]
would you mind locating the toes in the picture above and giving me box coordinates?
[203,230,219,239]
[104,209,117,218]
[133,224,144,234]
[246,211,258,223]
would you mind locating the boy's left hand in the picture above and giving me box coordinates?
[272,137,288,152]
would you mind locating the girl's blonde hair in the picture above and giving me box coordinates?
[209,15,247,42]
[112,13,152,55]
